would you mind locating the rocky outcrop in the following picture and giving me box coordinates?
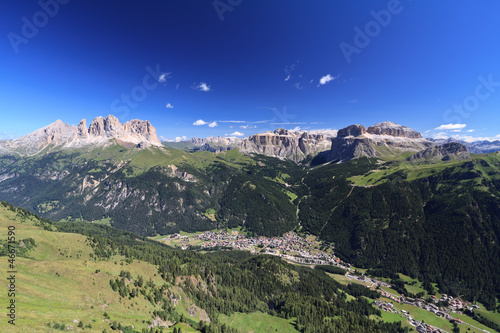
[408,142,470,162]
[239,128,335,163]
[367,121,422,138]
[77,119,89,138]
[123,119,161,145]
[330,122,433,162]
[174,129,336,163]
[337,124,367,137]
[88,117,106,137]
[0,115,162,156]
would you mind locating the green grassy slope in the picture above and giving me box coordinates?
[0,205,169,332]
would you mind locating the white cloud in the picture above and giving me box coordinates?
[165,103,174,109]
[158,72,171,84]
[240,125,256,129]
[193,119,208,126]
[208,121,218,128]
[218,120,247,123]
[434,123,467,131]
[192,82,211,92]
[271,122,306,125]
[284,74,291,82]
[230,131,244,136]
[318,74,339,86]
[430,132,500,143]
[349,99,359,104]
[466,129,476,133]
[175,136,188,142]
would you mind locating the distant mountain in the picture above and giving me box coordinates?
[407,142,470,162]
[329,122,433,162]
[239,128,334,162]
[164,128,336,163]
[427,137,500,154]
[0,115,161,156]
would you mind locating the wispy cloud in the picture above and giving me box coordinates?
[160,135,187,142]
[434,123,467,131]
[349,99,359,104]
[218,120,247,123]
[466,129,476,133]
[0,131,15,140]
[271,122,306,125]
[442,134,500,142]
[293,82,304,90]
[318,74,339,86]
[284,61,298,81]
[208,121,218,128]
[193,119,208,126]
[158,72,171,84]
[165,103,174,109]
[192,82,211,92]
[240,125,256,129]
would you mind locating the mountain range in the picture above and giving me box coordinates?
[3,116,498,163]
[1,116,500,310]
[0,115,161,156]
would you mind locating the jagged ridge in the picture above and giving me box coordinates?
[0,115,161,156]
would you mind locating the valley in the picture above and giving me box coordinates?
[1,117,500,332]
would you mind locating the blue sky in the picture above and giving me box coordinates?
[1,0,500,142]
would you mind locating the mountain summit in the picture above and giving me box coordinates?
[329,122,432,162]
[0,115,161,156]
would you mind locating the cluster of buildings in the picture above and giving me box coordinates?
[192,231,346,267]
[373,300,445,332]
[414,322,444,333]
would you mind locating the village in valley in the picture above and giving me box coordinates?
[153,230,491,333]
[157,230,347,267]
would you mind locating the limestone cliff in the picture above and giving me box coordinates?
[0,115,162,156]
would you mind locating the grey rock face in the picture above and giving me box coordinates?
[367,121,422,138]
[0,115,162,156]
[408,142,470,162]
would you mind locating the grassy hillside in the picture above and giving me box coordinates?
[0,204,168,332]
[0,202,410,333]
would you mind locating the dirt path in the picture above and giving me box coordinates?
[229,312,238,327]
[320,185,355,232]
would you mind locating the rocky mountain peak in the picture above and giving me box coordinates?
[367,121,422,138]
[1,115,162,156]
[77,119,88,138]
[330,122,431,162]
[337,124,367,137]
